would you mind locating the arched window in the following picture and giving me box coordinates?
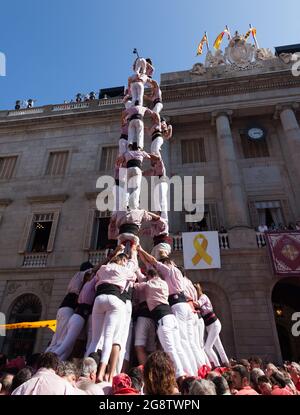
[2,294,42,359]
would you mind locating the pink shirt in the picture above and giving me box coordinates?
[235,386,259,396]
[78,276,97,305]
[112,209,153,229]
[120,122,128,135]
[140,218,168,237]
[184,277,197,302]
[124,150,150,164]
[146,63,155,78]
[197,294,214,316]
[12,368,81,395]
[67,270,92,295]
[136,276,169,311]
[152,85,162,101]
[95,260,137,291]
[143,158,166,177]
[129,73,150,85]
[125,105,155,120]
[154,262,185,296]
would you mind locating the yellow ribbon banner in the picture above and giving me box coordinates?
[192,234,213,266]
[0,320,56,332]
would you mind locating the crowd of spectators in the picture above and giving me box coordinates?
[1,351,299,396]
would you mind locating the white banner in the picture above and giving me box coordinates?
[182,231,221,270]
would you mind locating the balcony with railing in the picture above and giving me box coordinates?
[172,232,230,251]
[0,97,124,122]
[88,250,108,266]
[22,253,48,268]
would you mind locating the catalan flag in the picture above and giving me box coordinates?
[196,33,208,56]
[213,27,231,50]
[245,27,257,40]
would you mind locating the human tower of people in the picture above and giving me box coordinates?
[46,57,229,382]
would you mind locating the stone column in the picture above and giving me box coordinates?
[212,110,249,229]
[276,103,300,218]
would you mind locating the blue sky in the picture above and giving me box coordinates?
[0,0,299,110]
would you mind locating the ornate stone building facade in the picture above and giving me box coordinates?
[0,38,300,362]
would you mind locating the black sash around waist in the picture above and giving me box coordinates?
[129,114,143,122]
[150,303,172,324]
[126,159,142,169]
[202,311,218,327]
[96,283,122,299]
[152,98,162,107]
[120,134,128,140]
[120,286,134,303]
[168,292,187,307]
[115,179,120,186]
[151,131,163,141]
[75,303,93,320]
[136,301,152,319]
[119,223,139,235]
[153,234,173,247]
[60,292,78,310]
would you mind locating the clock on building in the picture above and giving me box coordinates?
[247,127,266,141]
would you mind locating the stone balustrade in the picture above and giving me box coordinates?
[88,250,108,266]
[22,253,48,268]
[52,102,90,111]
[256,232,267,248]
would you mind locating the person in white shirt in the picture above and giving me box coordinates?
[258,224,268,233]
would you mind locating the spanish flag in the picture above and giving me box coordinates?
[213,28,231,50]
[245,27,257,40]
[196,34,208,56]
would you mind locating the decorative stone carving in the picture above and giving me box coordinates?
[224,31,256,68]
[7,282,22,295]
[256,48,275,61]
[5,279,53,298]
[190,63,206,75]
[205,50,226,68]
[279,53,294,64]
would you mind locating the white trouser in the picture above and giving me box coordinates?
[85,314,93,355]
[119,138,128,155]
[134,316,156,350]
[150,136,164,155]
[205,319,229,367]
[151,242,172,260]
[171,302,198,375]
[54,313,86,361]
[124,319,133,361]
[153,181,168,220]
[157,314,187,378]
[152,102,163,115]
[116,300,132,373]
[85,294,126,364]
[46,307,74,352]
[134,58,147,75]
[128,119,144,149]
[194,315,210,366]
[186,311,207,368]
[131,82,144,106]
[127,166,142,209]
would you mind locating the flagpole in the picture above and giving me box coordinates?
[226,25,232,39]
[249,24,259,49]
[205,31,210,51]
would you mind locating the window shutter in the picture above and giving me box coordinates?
[83,209,95,250]
[47,211,60,252]
[18,213,34,253]
[248,201,259,228]
[209,203,219,231]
